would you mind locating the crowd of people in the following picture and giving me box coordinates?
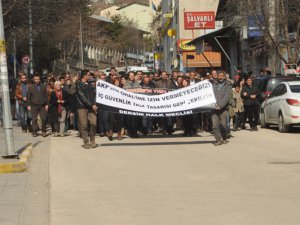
[1,67,262,148]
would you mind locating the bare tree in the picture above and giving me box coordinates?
[220,0,300,64]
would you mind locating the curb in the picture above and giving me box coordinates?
[0,144,33,174]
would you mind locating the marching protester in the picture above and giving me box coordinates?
[26,74,49,137]
[49,81,68,136]
[181,79,194,136]
[15,74,32,133]
[140,74,155,135]
[113,78,124,140]
[211,71,232,146]
[7,66,269,148]
[241,76,261,131]
[124,71,141,138]
[76,70,98,149]
[171,70,179,87]
[155,70,175,135]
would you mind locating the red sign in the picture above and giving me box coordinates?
[22,55,30,64]
[184,12,215,29]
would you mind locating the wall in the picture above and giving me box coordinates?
[99,6,120,18]
[177,0,220,39]
[117,4,154,32]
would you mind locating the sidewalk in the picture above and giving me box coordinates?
[0,127,50,225]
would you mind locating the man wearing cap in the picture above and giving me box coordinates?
[76,70,98,149]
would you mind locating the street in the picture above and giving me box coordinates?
[47,127,300,225]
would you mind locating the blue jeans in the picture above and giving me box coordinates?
[19,104,32,129]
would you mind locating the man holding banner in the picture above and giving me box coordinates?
[123,71,141,138]
[155,71,176,135]
[211,71,232,146]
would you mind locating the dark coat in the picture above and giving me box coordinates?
[213,81,232,110]
[155,79,175,90]
[49,89,69,123]
[140,81,156,88]
[241,84,261,106]
[76,81,96,110]
[27,83,48,107]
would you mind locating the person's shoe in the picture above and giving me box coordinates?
[254,126,259,131]
[27,126,33,133]
[90,143,97,148]
[32,132,38,137]
[82,143,91,149]
[100,133,105,137]
[108,136,113,141]
[223,139,229,144]
[90,139,97,148]
[82,139,90,149]
[213,140,223,146]
[42,132,47,137]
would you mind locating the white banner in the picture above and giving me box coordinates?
[96,80,216,117]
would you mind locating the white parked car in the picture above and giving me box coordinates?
[260,81,300,132]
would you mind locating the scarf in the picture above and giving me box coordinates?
[55,89,63,114]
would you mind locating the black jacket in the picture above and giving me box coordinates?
[49,89,69,122]
[76,81,96,110]
[27,83,48,107]
[140,81,156,88]
[241,84,261,106]
[49,89,69,108]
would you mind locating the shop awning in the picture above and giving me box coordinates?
[186,25,237,72]
[187,25,233,45]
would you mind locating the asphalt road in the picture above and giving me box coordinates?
[49,127,300,225]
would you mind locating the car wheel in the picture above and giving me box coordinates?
[260,112,269,128]
[278,113,290,133]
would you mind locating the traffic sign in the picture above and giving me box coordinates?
[22,55,30,64]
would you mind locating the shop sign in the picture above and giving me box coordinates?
[184,12,215,29]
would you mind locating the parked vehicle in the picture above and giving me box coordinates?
[142,60,154,72]
[254,75,300,102]
[126,66,149,73]
[260,81,300,132]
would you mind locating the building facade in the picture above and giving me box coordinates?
[161,0,221,73]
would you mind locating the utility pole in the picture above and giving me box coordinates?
[28,0,33,76]
[80,11,84,70]
[13,31,17,78]
[0,1,15,156]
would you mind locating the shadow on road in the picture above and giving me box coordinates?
[100,140,214,147]
[261,125,300,133]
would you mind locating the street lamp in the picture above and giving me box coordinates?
[79,4,92,70]
[136,10,146,63]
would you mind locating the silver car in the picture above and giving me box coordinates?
[260,81,300,132]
